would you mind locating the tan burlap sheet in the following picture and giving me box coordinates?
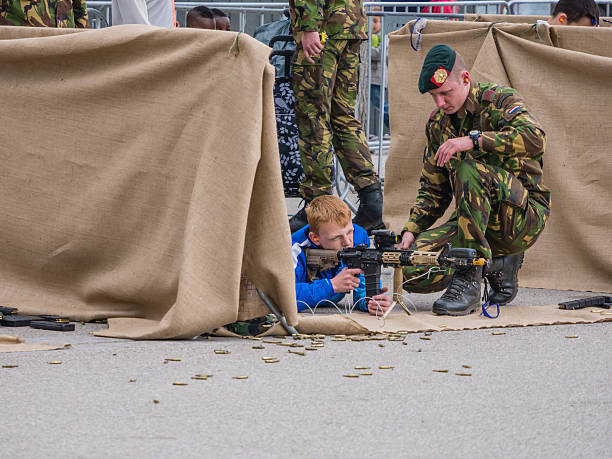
[0,335,69,353]
[0,25,297,339]
[217,305,611,336]
[384,20,612,293]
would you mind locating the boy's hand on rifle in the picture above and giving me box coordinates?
[331,268,363,293]
[367,287,392,316]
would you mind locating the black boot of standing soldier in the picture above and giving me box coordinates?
[433,265,483,315]
[353,183,384,233]
[484,252,524,305]
[288,199,311,234]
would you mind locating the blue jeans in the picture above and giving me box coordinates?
[370,84,389,132]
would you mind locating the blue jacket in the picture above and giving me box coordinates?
[292,223,370,312]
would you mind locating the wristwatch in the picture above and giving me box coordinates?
[469,130,481,151]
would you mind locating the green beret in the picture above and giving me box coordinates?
[418,44,457,94]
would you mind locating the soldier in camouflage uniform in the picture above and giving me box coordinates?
[0,0,89,28]
[288,0,384,234]
[398,44,550,315]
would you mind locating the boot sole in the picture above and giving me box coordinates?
[432,302,480,316]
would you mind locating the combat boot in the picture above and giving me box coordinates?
[432,265,483,316]
[484,252,524,305]
[289,200,310,234]
[353,182,384,233]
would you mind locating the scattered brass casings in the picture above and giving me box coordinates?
[164,358,181,362]
[49,361,62,365]
[332,338,347,342]
[420,337,431,341]
[277,342,293,347]
[305,347,318,351]
[261,356,276,360]
[360,372,373,376]
[288,350,305,356]
[129,379,136,382]
[233,376,248,380]
[172,382,188,386]
[378,344,385,348]
[565,335,579,338]
[455,373,472,376]
[432,369,449,373]
[194,374,213,378]
[264,359,279,363]
[2,365,18,368]
[153,400,160,404]
[343,374,359,378]
[462,365,472,369]
[214,350,230,354]
[491,331,506,335]
[252,345,265,350]
[379,366,394,370]
[354,366,370,370]
[263,339,282,344]
[191,376,208,380]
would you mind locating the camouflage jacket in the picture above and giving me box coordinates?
[289,0,367,41]
[0,0,89,28]
[404,82,551,235]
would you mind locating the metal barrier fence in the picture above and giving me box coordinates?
[85,0,611,185]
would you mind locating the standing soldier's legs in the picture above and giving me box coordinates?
[289,40,339,232]
[330,39,383,231]
[293,42,339,201]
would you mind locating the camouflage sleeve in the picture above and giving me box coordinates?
[479,93,546,158]
[289,0,324,32]
[73,0,89,29]
[403,124,453,235]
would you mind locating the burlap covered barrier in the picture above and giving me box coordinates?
[0,25,297,339]
[464,13,612,26]
[384,20,612,293]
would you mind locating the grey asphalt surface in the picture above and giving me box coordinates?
[1,288,610,458]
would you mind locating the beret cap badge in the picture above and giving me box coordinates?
[431,67,449,86]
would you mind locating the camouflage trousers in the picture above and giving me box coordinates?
[292,39,379,200]
[0,0,89,28]
[403,159,549,293]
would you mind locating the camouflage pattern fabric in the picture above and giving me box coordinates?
[289,0,368,41]
[292,38,379,200]
[402,82,551,293]
[0,0,89,28]
[223,314,279,337]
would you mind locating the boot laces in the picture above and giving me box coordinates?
[440,274,470,300]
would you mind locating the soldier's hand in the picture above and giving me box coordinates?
[398,231,415,250]
[331,268,363,293]
[367,288,392,316]
[434,136,472,167]
[301,31,324,64]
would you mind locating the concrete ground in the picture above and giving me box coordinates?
[1,287,610,458]
[3,161,610,458]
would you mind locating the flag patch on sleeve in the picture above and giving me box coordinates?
[507,104,522,115]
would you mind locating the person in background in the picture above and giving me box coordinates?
[211,8,231,31]
[0,0,89,28]
[112,0,176,28]
[186,6,215,30]
[547,0,600,26]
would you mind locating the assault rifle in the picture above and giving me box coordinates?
[304,230,487,301]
